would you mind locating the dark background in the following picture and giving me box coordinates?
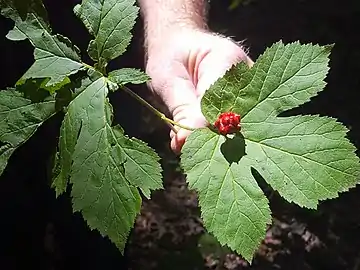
[0,0,359,269]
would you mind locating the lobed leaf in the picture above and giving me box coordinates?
[54,74,162,251]
[0,0,84,86]
[74,0,139,68]
[182,41,360,262]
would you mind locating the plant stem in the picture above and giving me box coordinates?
[82,62,93,70]
[81,62,194,133]
[82,62,106,75]
[121,86,195,133]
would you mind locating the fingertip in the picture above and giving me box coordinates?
[170,136,183,155]
[170,129,191,155]
[170,139,180,155]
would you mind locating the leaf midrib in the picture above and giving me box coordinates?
[97,2,136,60]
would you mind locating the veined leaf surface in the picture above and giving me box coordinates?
[74,0,138,68]
[0,0,84,86]
[54,74,162,251]
[181,41,360,262]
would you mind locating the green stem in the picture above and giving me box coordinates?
[81,62,194,132]
[82,62,93,70]
[121,86,195,132]
[82,62,106,75]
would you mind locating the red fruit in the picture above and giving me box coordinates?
[222,115,230,125]
[214,112,241,135]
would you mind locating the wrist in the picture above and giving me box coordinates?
[146,26,208,57]
[138,0,209,52]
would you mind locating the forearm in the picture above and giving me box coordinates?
[137,0,209,50]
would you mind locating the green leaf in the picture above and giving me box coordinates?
[115,127,163,199]
[74,0,139,67]
[181,128,271,262]
[6,28,27,40]
[0,88,56,175]
[54,75,162,251]
[243,115,359,208]
[108,68,150,86]
[0,0,50,31]
[22,36,84,86]
[51,151,65,196]
[181,41,360,262]
[202,41,333,123]
[0,144,15,175]
[201,40,360,206]
[0,0,84,86]
[16,78,53,102]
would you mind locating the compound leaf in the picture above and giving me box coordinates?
[54,74,162,251]
[56,76,140,251]
[0,88,56,175]
[0,0,84,87]
[74,0,138,68]
[182,41,360,262]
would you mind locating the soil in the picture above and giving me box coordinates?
[0,0,360,269]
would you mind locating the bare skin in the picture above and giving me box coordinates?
[138,0,253,153]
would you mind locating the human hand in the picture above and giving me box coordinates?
[145,29,253,154]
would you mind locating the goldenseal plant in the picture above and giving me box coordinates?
[0,0,359,264]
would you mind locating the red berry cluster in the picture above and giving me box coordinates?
[214,112,241,135]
